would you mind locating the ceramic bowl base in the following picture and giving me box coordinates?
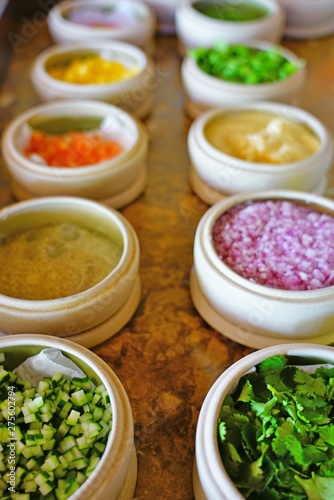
[189,267,334,348]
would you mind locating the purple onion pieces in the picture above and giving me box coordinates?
[212,200,334,291]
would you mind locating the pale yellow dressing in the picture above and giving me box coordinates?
[204,110,321,164]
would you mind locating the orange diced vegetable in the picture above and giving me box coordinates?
[24,130,123,167]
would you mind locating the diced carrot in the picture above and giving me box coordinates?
[24,130,123,167]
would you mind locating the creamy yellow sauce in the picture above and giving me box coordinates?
[0,223,122,300]
[204,110,321,164]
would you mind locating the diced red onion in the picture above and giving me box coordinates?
[212,200,334,291]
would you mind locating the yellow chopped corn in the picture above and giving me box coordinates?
[47,55,139,84]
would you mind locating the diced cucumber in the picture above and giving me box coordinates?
[0,351,113,499]
[0,478,8,491]
[41,452,61,472]
[0,369,10,383]
[71,376,91,391]
[58,435,76,454]
[70,389,88,407]
[65,409,80,427]
[23,479,38,493]
[0,353,112,500]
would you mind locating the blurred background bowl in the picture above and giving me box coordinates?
[48,0,156,52]
[175,0,285,55]
[277,0,334,39]
[142,0,180,34]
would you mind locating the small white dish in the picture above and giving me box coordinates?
[48,0,156,52]
[181,40,306,119]
[175,0,285,55]
[142,0,180,34]
[194,343,334,499]
[190,190,334,348]
[30,40,155,119]
[188,102,333,204]
[1,100,148,208]
[0,333,137,499]
[0,196,141,348]
[277,0,334,39]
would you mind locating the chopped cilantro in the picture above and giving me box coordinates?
[217,355,334,499]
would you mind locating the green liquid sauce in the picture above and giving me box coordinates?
[193,1,268,22]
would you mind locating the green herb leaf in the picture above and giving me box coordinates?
[217,355,334,499]
[295,474,334,500]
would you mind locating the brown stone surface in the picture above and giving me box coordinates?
[0,12,334,499]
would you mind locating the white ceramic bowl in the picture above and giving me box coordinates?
[181,40,306,119]
[30,40,155,119]
[277,0,334,39]
[48,0,156,52]
[0,333,137,499]
[194,343,334,499]
[175,0,285,55]
[0,196,141,348]
[1,100,148,208]
[142,0,180,34]
[190,189,334,348]
[188,102,333,205]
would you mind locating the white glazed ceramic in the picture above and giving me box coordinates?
[175,0,285,55]
[181,40,306,119]
[1,100,148,208]
[188,102,333,205]
[0,196,141,348]
[48,0,156,52]
[142,0,180,34]
[190,190,334,348]
[193,343,334,499]
[30,40,156,119]
[0,334,137,499]
[277,0,334,39]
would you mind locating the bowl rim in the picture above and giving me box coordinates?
[0,196,135,307]
[2,100,144,175]
[197,189,334,299]
[190,101,332,173]
[195,342,334,499]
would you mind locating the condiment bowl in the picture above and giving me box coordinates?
[143,0,180,34]
[188,102,333,205]
[175,0,285,55]
[194,342,334,499]
[277,0,334,39]
[0,333,137,499]
[190,189,334,348]
[48,0,156,53]
[30,40,156,119]
[181,40,306,119]
[0,196,141,348]
[1,100,148,208]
